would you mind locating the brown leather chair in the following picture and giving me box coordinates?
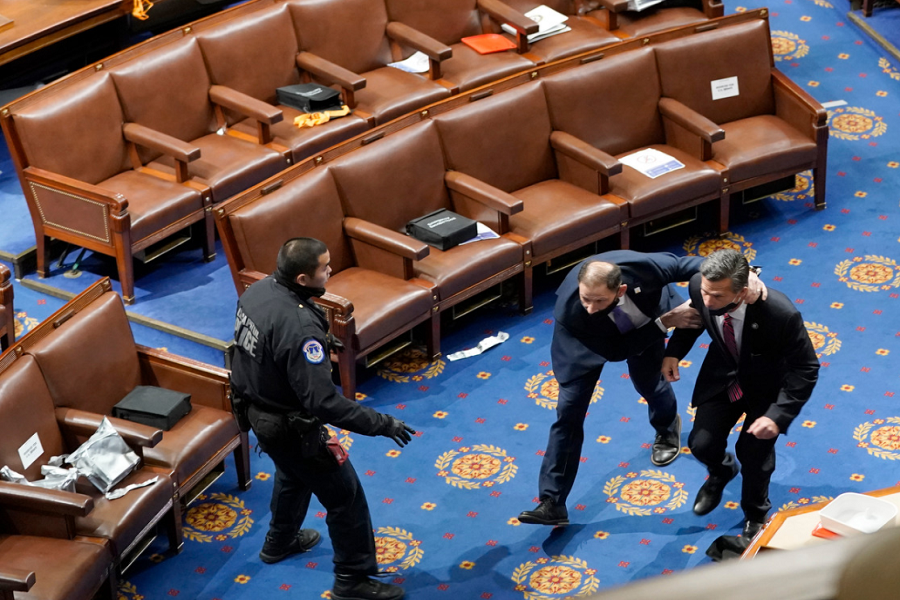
[384,0,539,93]
[579,0,722,39]
[432,82,623,302]
[284,0,453,125]
[542,46,725,242]
[0,535,114,600]
[0,264,11,352]
[221,167,437,398]
[329,120,527,314]
[4,73,213,304]
[15,278,251,504]
[653,19,827,212]
[108,37,289,205]
[0,351,182,571]
[195,2,372,163]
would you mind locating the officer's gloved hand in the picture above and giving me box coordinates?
[382,416,416,447]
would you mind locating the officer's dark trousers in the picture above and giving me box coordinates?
[688,391,776,523]
[250,408,378,576]
[538,340,678,505]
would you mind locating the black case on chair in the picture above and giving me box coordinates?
[113,386,192,431]
[276,84,343,113]
[405,209,477,251]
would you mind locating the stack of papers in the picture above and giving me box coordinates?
[626,0,665,12]
[619,148,685,179]
[501,5,571,43]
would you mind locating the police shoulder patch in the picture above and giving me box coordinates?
[302,339,325,364]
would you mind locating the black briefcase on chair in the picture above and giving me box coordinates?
[112,386,192,431]
[405,209,477,251]
[276,83,343,113]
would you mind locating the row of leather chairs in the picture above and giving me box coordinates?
[0,278,250,600]
[1,0,720,304]
[0,265,11,352]
[216,15,828,399]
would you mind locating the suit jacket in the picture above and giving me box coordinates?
[665,273,819,433]
[551,250,703,385]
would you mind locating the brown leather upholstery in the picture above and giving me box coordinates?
[433,83,621,261]
[285,0,451,125]
[228,166,435,397]
[109,37,288,202]
[0,534,112,600]
[10,72,209,303]
[582,0,722,38]
[0,264,11,352]
[18,285,250,500]
[543,47,722,229]
[196,3,372,162]
[653,19,825,207]
[0,353,180,564]
[384,0,537,92]
[329,121,525,306]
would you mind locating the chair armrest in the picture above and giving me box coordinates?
[477,0,539,35]
[386,22,452,61]
[591,0,630,14]
[122,123,200,164]
[0,481,93,517]
[209,85,284,126]
[314,292,354,319]
[136,345,231,412]
[23,167,128,214]
[444,171,524,215]
[702,0,724,18]
[55,407,163,449]
[772,68,827,129]
[550,131,622,176]
[0,263,9,283]
[0,566,35,593]
[343,217,430,261]
[296,52,366,92]
[658,98,725,143]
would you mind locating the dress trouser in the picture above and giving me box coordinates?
[539,339,679,506]
[687,391,776,523]
[249,405,378,576]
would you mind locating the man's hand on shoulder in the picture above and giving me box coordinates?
[745,269,768,304]
[660,300,702,329]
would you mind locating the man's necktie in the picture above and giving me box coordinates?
[723,313,743,402]
[611,306,634,333]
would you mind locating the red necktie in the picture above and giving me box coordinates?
[723,313,743,402]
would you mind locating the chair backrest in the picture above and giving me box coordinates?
[11,73,130,185]
[653,19,775,124]
[543,47,664,156]
[286,0,393,74]
[109,37,217,164]
[384,0,483,46]
[329,121,451,232]
[433,82,556,193]
[0,354,66,481]
[228,167,354,275]
[25,292,142,416]
[197,3,301,112]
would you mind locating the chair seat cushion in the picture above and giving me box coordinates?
[327,267,433,351]
[0,535,109,600]
[230,105,371,164]
[148,133,287,202]
[356,67,452,125]
[612,144,722,219]
[511,179,621,258]
[142,405,240,489]
[75,469,175,557]
[716,115,818,183]
[98,170,205,244]
[442,43,536,93]
[413,236,522,301]
[515,16,619,63]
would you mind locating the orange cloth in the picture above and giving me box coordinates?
[132,0,153,20]
[293,105,351,128]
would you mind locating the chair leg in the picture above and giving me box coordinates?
[234,431,252,491]
[425,311,441,361]
[718,190,731,234]
[202,206,216,262]
[100,563,119,600]
[338,346,357,400]
[619,226,631,250]
[36,234,51,278]
[116,250,136,305]
[165,501,184,554]
[519,266,533,315]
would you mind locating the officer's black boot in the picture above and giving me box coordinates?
[331,574,404,600]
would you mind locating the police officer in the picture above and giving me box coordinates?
[231,237,415,600]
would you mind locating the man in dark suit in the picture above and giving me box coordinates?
[662,249,819,539]
[518,250,710,526]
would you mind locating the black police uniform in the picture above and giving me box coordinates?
[231,275,393,576]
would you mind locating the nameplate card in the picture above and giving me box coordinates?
[18,432,43,470]
[711,76,739,100]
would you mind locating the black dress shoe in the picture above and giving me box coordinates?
[692,470,737,516]
[518,498,569,526]
[742,519,765,540]
[332,574,404,600]
[651,414,681,466]
[259,529,321,564]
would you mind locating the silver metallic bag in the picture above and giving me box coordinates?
[66,417,140,493]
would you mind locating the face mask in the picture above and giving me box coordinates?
[708,298,742,317]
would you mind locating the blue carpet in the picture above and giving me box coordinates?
[3,0,900,598]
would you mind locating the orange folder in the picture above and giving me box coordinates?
[461,33,516,54]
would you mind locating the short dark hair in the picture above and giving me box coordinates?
[700,249,749,292]
[578,260,622,290]
[276,238,327,280]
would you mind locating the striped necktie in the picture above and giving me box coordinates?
[723,313,743,402]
